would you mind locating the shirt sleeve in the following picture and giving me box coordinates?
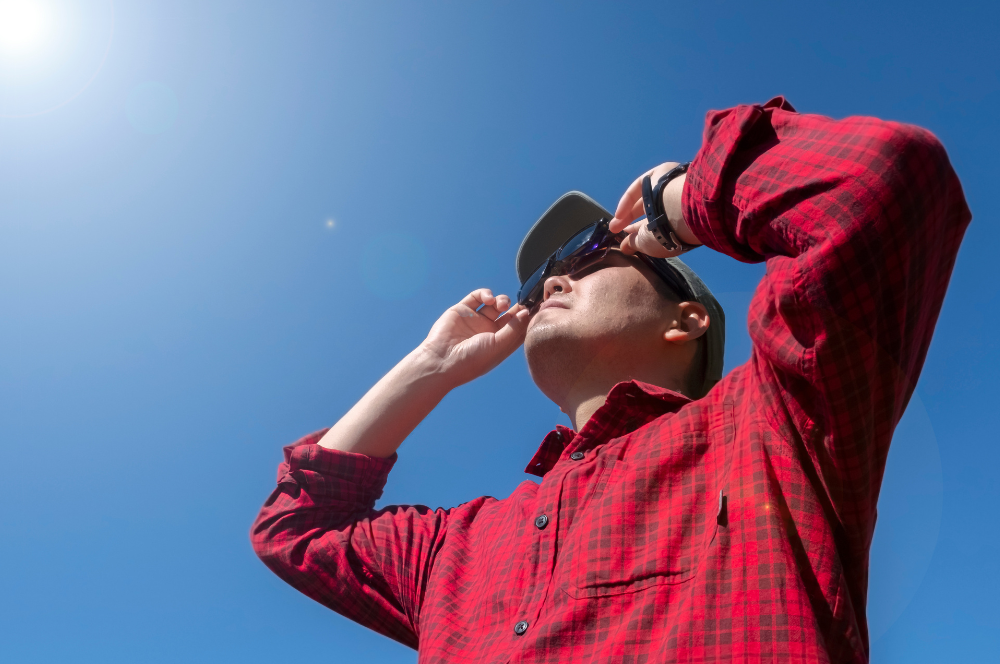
[250,430,453,649]
[682,98,971,533]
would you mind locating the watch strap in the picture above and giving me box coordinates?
[643,162,696,253]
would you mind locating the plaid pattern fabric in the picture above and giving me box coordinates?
[251,98,971,663]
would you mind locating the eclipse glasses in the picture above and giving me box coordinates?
[516,218,696,309]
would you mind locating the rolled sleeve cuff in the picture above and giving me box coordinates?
[682,96,796,264]
[275,428,397,510]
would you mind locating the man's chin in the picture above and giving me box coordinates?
[524,315,583,368]
[527,305,569,329]
[525,312,566,342]
[524,322,591,407]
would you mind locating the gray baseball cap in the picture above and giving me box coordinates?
[516,190,725,398]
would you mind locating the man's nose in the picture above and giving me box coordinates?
[542,274,572,301]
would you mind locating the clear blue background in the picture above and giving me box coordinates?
[1,1,996,661]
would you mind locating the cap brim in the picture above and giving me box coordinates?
[515,191,613,284]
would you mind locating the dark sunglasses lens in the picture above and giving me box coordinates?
[562,250,608,277]
[518,261,549,307]
[556,223,602,261]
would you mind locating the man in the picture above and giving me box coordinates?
[251,97,970,662]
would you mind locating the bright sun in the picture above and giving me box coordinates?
[0,0,52,57]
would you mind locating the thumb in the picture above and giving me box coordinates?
[493,305,530,355]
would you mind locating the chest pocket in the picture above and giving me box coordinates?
[563,428,729,599]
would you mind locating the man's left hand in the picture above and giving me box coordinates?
[609,161,701,257]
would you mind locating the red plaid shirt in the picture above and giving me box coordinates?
[251,98,970,663]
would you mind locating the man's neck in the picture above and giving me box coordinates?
[568,392,614,431]
[564,373,688,431]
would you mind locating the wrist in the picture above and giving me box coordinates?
[409,343,464,392]
[661,173,701,247]
[317,346,454,455]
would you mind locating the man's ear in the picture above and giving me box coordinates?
[663,301,710,345]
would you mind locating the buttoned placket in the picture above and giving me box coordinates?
[505,383,685,657]
[508,429,605,653]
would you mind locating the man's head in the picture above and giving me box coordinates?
[516,192,725,413]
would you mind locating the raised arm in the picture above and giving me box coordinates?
[612,97,970,533]
[251,290,529,646]
[317,289,529,457]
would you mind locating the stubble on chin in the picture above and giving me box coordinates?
[524,316,589,404]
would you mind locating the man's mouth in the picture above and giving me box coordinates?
[537,299,569,313]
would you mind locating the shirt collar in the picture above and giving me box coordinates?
[524,380,691,477]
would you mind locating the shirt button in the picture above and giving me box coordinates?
[534,514,549,529]
[514,620,529,635]
[570,451,585,461]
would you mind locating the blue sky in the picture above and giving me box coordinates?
[1,1,997,661]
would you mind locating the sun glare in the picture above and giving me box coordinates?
[0,0,51,57]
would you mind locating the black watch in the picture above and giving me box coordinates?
[642,162,697,254]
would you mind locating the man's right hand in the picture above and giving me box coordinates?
[318,289,529,457]
[419,289,531,388]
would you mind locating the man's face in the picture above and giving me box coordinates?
[523,249,678,399]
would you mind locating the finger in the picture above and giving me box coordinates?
[619,232,639,255]
[629,197,646,224]
[611,161,683,231]
[610,183,650,233]
[493,302,525,322]
[493,305,530,353]
[457,288,495,311]
[477,304,501,320]
[476,293,512,322]
[632,225,678,258]
[611,172,648,229]
[612,196,647,230]
[614,219,640,252]
[495,294,523,317]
